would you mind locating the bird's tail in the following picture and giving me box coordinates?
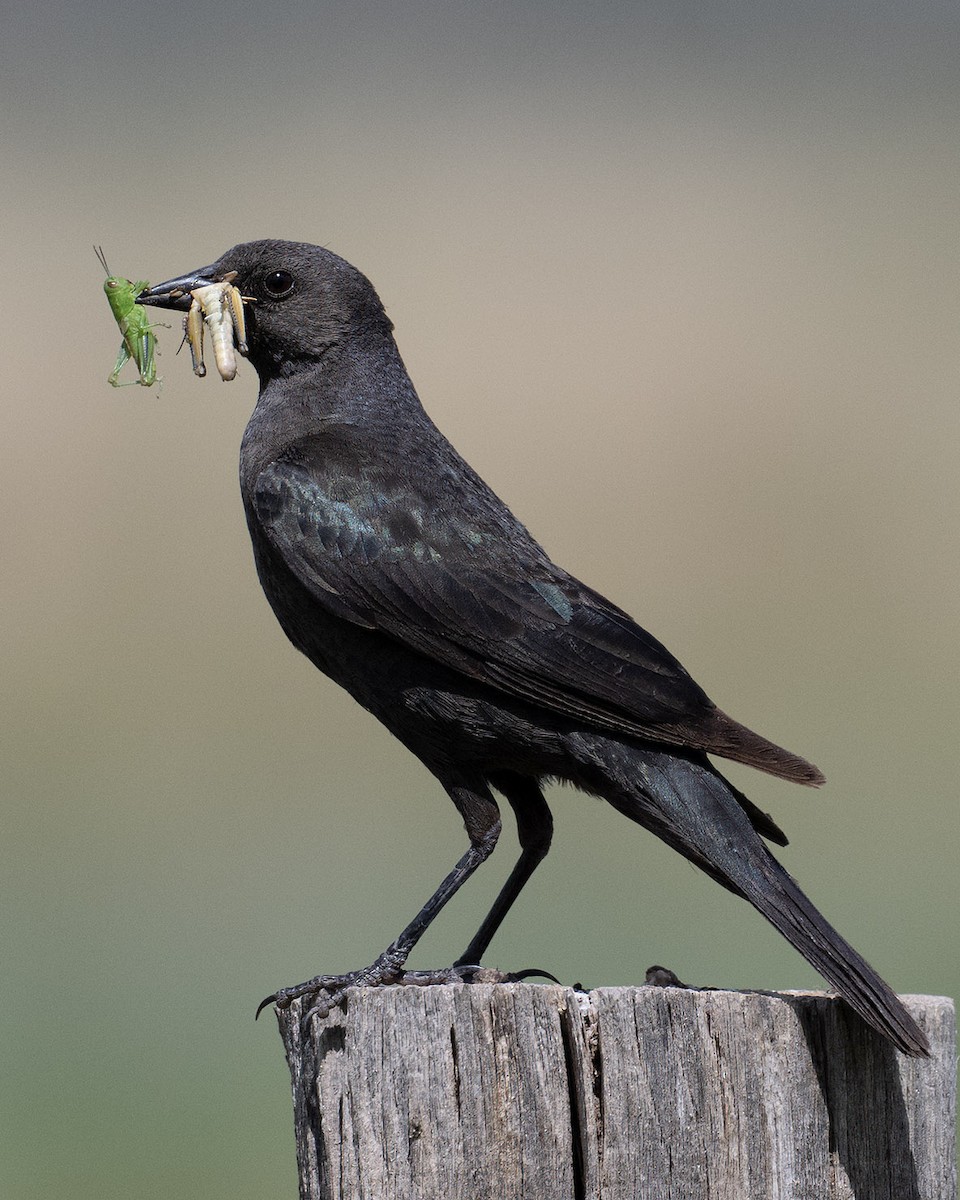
[567,733,929,1057]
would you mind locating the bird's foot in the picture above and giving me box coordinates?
[257,959,528,1024]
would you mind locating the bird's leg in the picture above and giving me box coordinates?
[259,783,503,1020]
[455,773,553,967]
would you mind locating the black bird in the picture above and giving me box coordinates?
[138,240,927,1056]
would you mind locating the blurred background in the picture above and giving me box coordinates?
[2,1,957,1195]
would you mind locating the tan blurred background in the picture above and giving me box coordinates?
[2,2,957,1196]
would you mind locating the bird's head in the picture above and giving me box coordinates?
[137,239,394,381]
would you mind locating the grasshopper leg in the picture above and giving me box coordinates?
[108,341,131,387]
[109,341,152,388]
[137,332,157,388]
[184,300,207,377]
[225,285,248,355]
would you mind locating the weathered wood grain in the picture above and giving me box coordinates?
[276,985,955,1200]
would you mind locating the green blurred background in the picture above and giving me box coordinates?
[2,2,957,1195]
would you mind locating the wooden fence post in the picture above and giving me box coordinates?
[274,984,955,1200]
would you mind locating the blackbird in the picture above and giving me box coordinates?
[138,240,927,1055]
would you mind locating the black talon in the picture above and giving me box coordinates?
[510,967,562,984]
[255,993,280,1019]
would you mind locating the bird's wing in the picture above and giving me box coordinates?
[253,459,820,781]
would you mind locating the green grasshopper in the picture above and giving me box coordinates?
[95,246,165,388]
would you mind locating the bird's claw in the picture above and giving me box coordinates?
[255,969,380,1019]
[256,961,536,1024]
[507,965,562,984]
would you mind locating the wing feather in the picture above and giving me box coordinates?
[253,459,822,784]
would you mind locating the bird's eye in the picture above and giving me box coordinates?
[263,270,295,298]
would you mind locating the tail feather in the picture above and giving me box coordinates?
[570,734,929,1057]
[726,780,789,846]
[742,856,929,1056]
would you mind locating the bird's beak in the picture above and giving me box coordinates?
[136,265,224,310]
